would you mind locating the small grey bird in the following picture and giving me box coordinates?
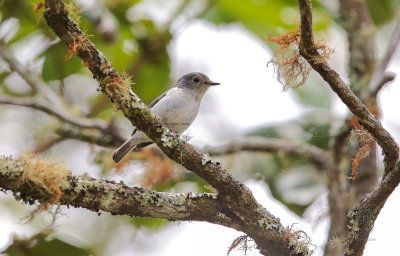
[112,72,219,163]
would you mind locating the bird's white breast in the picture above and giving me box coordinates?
[150,87,200,134]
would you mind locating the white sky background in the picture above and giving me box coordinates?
[1,0,400,255]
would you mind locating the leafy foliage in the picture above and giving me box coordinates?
[3,233,91,256]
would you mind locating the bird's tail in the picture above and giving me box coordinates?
[112,138,136,163]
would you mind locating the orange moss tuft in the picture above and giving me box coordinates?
[65,0,83,22]
[20,153,70,204]
[267,25,333,90]
[348,101,381,130]
[34,2,44,18]
[66,36,87,61]
[137,147,177,187]
[267,27,309,90]
[350,129,375,181]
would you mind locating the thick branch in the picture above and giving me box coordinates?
[297,0,399,174]
[345,161,400,255]
[0,155,227,225]
[43,1,312,255]
[205,136,332,169]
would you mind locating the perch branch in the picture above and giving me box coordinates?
[0,156,230,226]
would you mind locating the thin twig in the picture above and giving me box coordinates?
[0,41,61,106]
[56,125,124,147]
[363,72,395,100]
[367,16,400,93]
[205,136,332,169]
[0,94,108,131]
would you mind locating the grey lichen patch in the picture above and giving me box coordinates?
[129,96,144,109]
[287,237,311,256]
[73,176,103,194]
[0,156,23,179]
[81,172,90,181]
[187,192,217,200]
[258,217,280,231]
[181,132,193,142]
[170,193,188,206]
[345,247,355,255]
[258,217,268,228]
[134,189,165,207]
[217,212,232,222]
[99,190,119,209]
[160,128,178,148]
[347,209,360,240]
[201,153,212,166]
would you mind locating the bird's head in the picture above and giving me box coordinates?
[175,72,220,98]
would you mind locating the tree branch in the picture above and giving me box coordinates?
[205,136,332,169]
[325,128,349,256]
[0,155,231,226]
[42,1,312,255]
[0,41,61,106]
[297,1,400,255]
[338,0,375,95]
[56,125,124,148]
[363,72,395,101]
[0,94,110,131]
[297,0,398,175]
[345,161,400,255]
[367,16,400,94]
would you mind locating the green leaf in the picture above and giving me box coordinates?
[205,0,331,39]
[366,0,400,26]
[3,235,91,256]
[130,217,169,230]
[42,42,83,81]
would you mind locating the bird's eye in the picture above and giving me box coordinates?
[192,76,200,83]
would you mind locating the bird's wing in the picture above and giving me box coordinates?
[148,89,170,109]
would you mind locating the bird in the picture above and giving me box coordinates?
[112,72,220,163]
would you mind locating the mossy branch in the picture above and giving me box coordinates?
[0,155,229,224]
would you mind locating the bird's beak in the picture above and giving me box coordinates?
[206,81,220,86]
